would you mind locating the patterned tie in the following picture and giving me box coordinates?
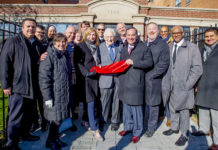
[109,46,115,61]
[173,44,177,64]
[128,46,133,55]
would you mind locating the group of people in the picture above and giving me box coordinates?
[0,18,217,150]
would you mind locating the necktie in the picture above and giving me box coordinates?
[128,46,133,55]
[109,46,115,61]
[173,44,177,64]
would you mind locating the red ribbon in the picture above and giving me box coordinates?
[89,60,130,74]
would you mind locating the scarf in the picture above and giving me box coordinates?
[85,39,100,65]
[203,41,218,62]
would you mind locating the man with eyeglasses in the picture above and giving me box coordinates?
[96,23,105,43]
[162,25,203,146]
[160,26,173,44]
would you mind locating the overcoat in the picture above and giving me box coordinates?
[119,40,153,106]
[162,40,203,111]
[99,42,121,89]
[74,42,100,103]
[39,45,72,122]
[195,44,218,110]
[145,37,170,106]
[0,33,43,99]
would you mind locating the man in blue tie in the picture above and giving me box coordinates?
[99,28,121,131]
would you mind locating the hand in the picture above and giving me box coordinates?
[126,59,133,65]
[86,69,97,77]
[40,52,48,61]
[45,99,53,108]
[3,87,11,95]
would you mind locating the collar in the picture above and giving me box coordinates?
[174,38,184,47]
[106,43,115,48]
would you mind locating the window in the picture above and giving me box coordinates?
[186,0,191,4]
[175,0,181,7]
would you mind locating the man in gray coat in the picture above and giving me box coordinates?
[144,22,170,138]
[118,27,153,143]
[191,27,218,150]
[162,26,203,146]
[99,28,121,131]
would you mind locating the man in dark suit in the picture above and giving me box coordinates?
[0,18,42,150]
[118,27,153,143]
[99,28,121,131]
[97,23,105,43]
[144,22,170,138]
[192,27,218,150]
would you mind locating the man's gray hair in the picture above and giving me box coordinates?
[104,28,116,37]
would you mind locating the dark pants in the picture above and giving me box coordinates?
[123,103,143,137]
[145,104,159,131]
[7,93,35,146]
[47,121,60,142]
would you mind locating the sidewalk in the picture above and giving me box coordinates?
[19,118,212,150]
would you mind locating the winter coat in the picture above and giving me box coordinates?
[74,42,100,103]
[195,44,218,110]
[0,33,43,99]
[162,40,203,111]
[145,37,170,106]
[119,40,153,106]
[39,45,72,122]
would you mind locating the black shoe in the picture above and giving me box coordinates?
[69,124,77,132]
[175,135,188,146]
[191,131,209,136]
[111,123,119,131]
[22,134,40,141]
[144,130,155,137]
[55,138,67,147]
[46,140,61,150]
[162,129,179,136]
[6,145,21,150]
[31,123,40,132]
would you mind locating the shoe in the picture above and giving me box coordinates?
[131,136,140,143]
[93,130,103,141]
[111,123,119,131]
[191,131,209,136]
[119,130,131,136]
[46,140,61,150]
[162,129,179,136]
[208,144,218,150]
[31,123,40,132]
[5,145,21,150]
[144,130,155,137]
[175,135,188,146]
[69,124,77,132]
[22,134,40,141]
[166,120,171,127]
[55,138,67,147]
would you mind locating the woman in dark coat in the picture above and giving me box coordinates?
[75,27,103,141]
[39,33,72,150]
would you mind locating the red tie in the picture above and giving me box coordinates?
[128,46,133,55]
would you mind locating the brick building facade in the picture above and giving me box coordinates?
[0,0,218,40]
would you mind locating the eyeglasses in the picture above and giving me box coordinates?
[172,32,183,36]
[97,28,105,31]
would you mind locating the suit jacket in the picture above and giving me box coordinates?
[195,43,218,110]
[162,40,203,110]
[99,42,121,89]
[119,40,153,106]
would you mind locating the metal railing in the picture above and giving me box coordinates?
[0,13,21,149]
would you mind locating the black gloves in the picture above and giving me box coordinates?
[86,69,97,77]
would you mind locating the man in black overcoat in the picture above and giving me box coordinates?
[118,27,153,143]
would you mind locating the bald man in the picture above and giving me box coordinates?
[162,26,202,146]
[160,26,173,44]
